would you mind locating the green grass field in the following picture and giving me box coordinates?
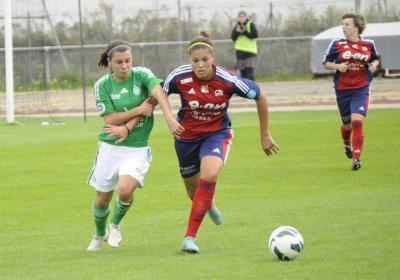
[1,109,399,279]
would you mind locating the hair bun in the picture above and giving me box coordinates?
[199,30,210,38]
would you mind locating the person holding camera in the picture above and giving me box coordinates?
[231,11,258,81]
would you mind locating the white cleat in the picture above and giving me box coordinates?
[87,230,109,252]
[108,224,122,248]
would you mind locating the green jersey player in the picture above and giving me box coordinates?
[87,40,184,251]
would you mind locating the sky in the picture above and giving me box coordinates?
[3,0,396,21]
[1,0,398,27]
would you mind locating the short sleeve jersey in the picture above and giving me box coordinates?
[93,67,163,147]
[322,37,380,90]
[163,64,260,140]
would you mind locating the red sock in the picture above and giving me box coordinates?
[341,125,352,146]
[351,120,364,160]
[185,178,216,238]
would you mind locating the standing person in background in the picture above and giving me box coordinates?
[163,32,278,254]
[323,12,380,170]
[87,40,184,251]
[231,11,258,81]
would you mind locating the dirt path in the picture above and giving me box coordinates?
[1,78,399,116]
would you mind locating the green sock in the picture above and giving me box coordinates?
[111,197,132,225]
[92,203,110,237]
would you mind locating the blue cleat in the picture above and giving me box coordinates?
[208,205,222,225]
[181,237,199,254]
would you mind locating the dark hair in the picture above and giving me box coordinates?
[238,11,247,17]
[98,40,131,67]
[187,31,213,54]
[342,12,367,34]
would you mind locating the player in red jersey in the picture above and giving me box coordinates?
[322,12,380,170]
[163,32,279,253]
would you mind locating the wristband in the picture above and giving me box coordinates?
[123,124,130,133]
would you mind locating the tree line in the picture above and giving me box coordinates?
[1,2,399,47]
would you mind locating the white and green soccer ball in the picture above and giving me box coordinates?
[268,226,304,261]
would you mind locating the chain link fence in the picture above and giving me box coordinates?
[0,36,312,90]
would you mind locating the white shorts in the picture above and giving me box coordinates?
[88,142,152,192]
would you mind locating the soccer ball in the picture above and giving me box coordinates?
[268,226,304,261]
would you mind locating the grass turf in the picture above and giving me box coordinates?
[0,109,399,279]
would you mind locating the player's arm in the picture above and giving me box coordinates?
[151,84,184,138]
[323,61,349,73]
[322,39,348,72]
[368,59,380,73]
[368,41,381,73]
[102,116,142,144]
[255,92,279,156]
[103,101,153,126]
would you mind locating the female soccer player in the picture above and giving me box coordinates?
[163,32,279,253]
[87,40,184,251]
[323,12,380,170]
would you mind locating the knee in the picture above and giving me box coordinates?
[200,171,219,181]
[95,196,110,209]
[118,185,137,203]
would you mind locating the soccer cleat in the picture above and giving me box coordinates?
[108,223,122,248]
[208,205,222,225]
[344,145,353,159]
[87,230,109,252]
[181,237,200,254]
[352,159,361,171]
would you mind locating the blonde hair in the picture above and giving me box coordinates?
[342,12,367,34]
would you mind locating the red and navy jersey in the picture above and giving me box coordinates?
[322,37,380,90]
[163,64,260,140]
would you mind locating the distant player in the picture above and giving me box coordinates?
[323,12,380,170]
[163,31,279,253]
[87,40,183,251]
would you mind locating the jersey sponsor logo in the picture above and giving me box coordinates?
[246,89,257,99]
[133,86,141,96]
[188,100,227,110]
[188,88,196,95]
[120,88,128,94]
[201,85,209,93]
[97,102,106,114]
[212,148,221,154]
[181,77,193,84]
[214,89,224,96]
[111,93,121,100]
[341,51,369,62]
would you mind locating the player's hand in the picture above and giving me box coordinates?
[368,62,378,73]
[337,61,349,73]
[167,118,185,138]
[261,134,279,156]
[139,99,154,116]
[103,124,129,144]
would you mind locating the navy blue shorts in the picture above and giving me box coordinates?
[336,86,370,124]
[174,128,234,178]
